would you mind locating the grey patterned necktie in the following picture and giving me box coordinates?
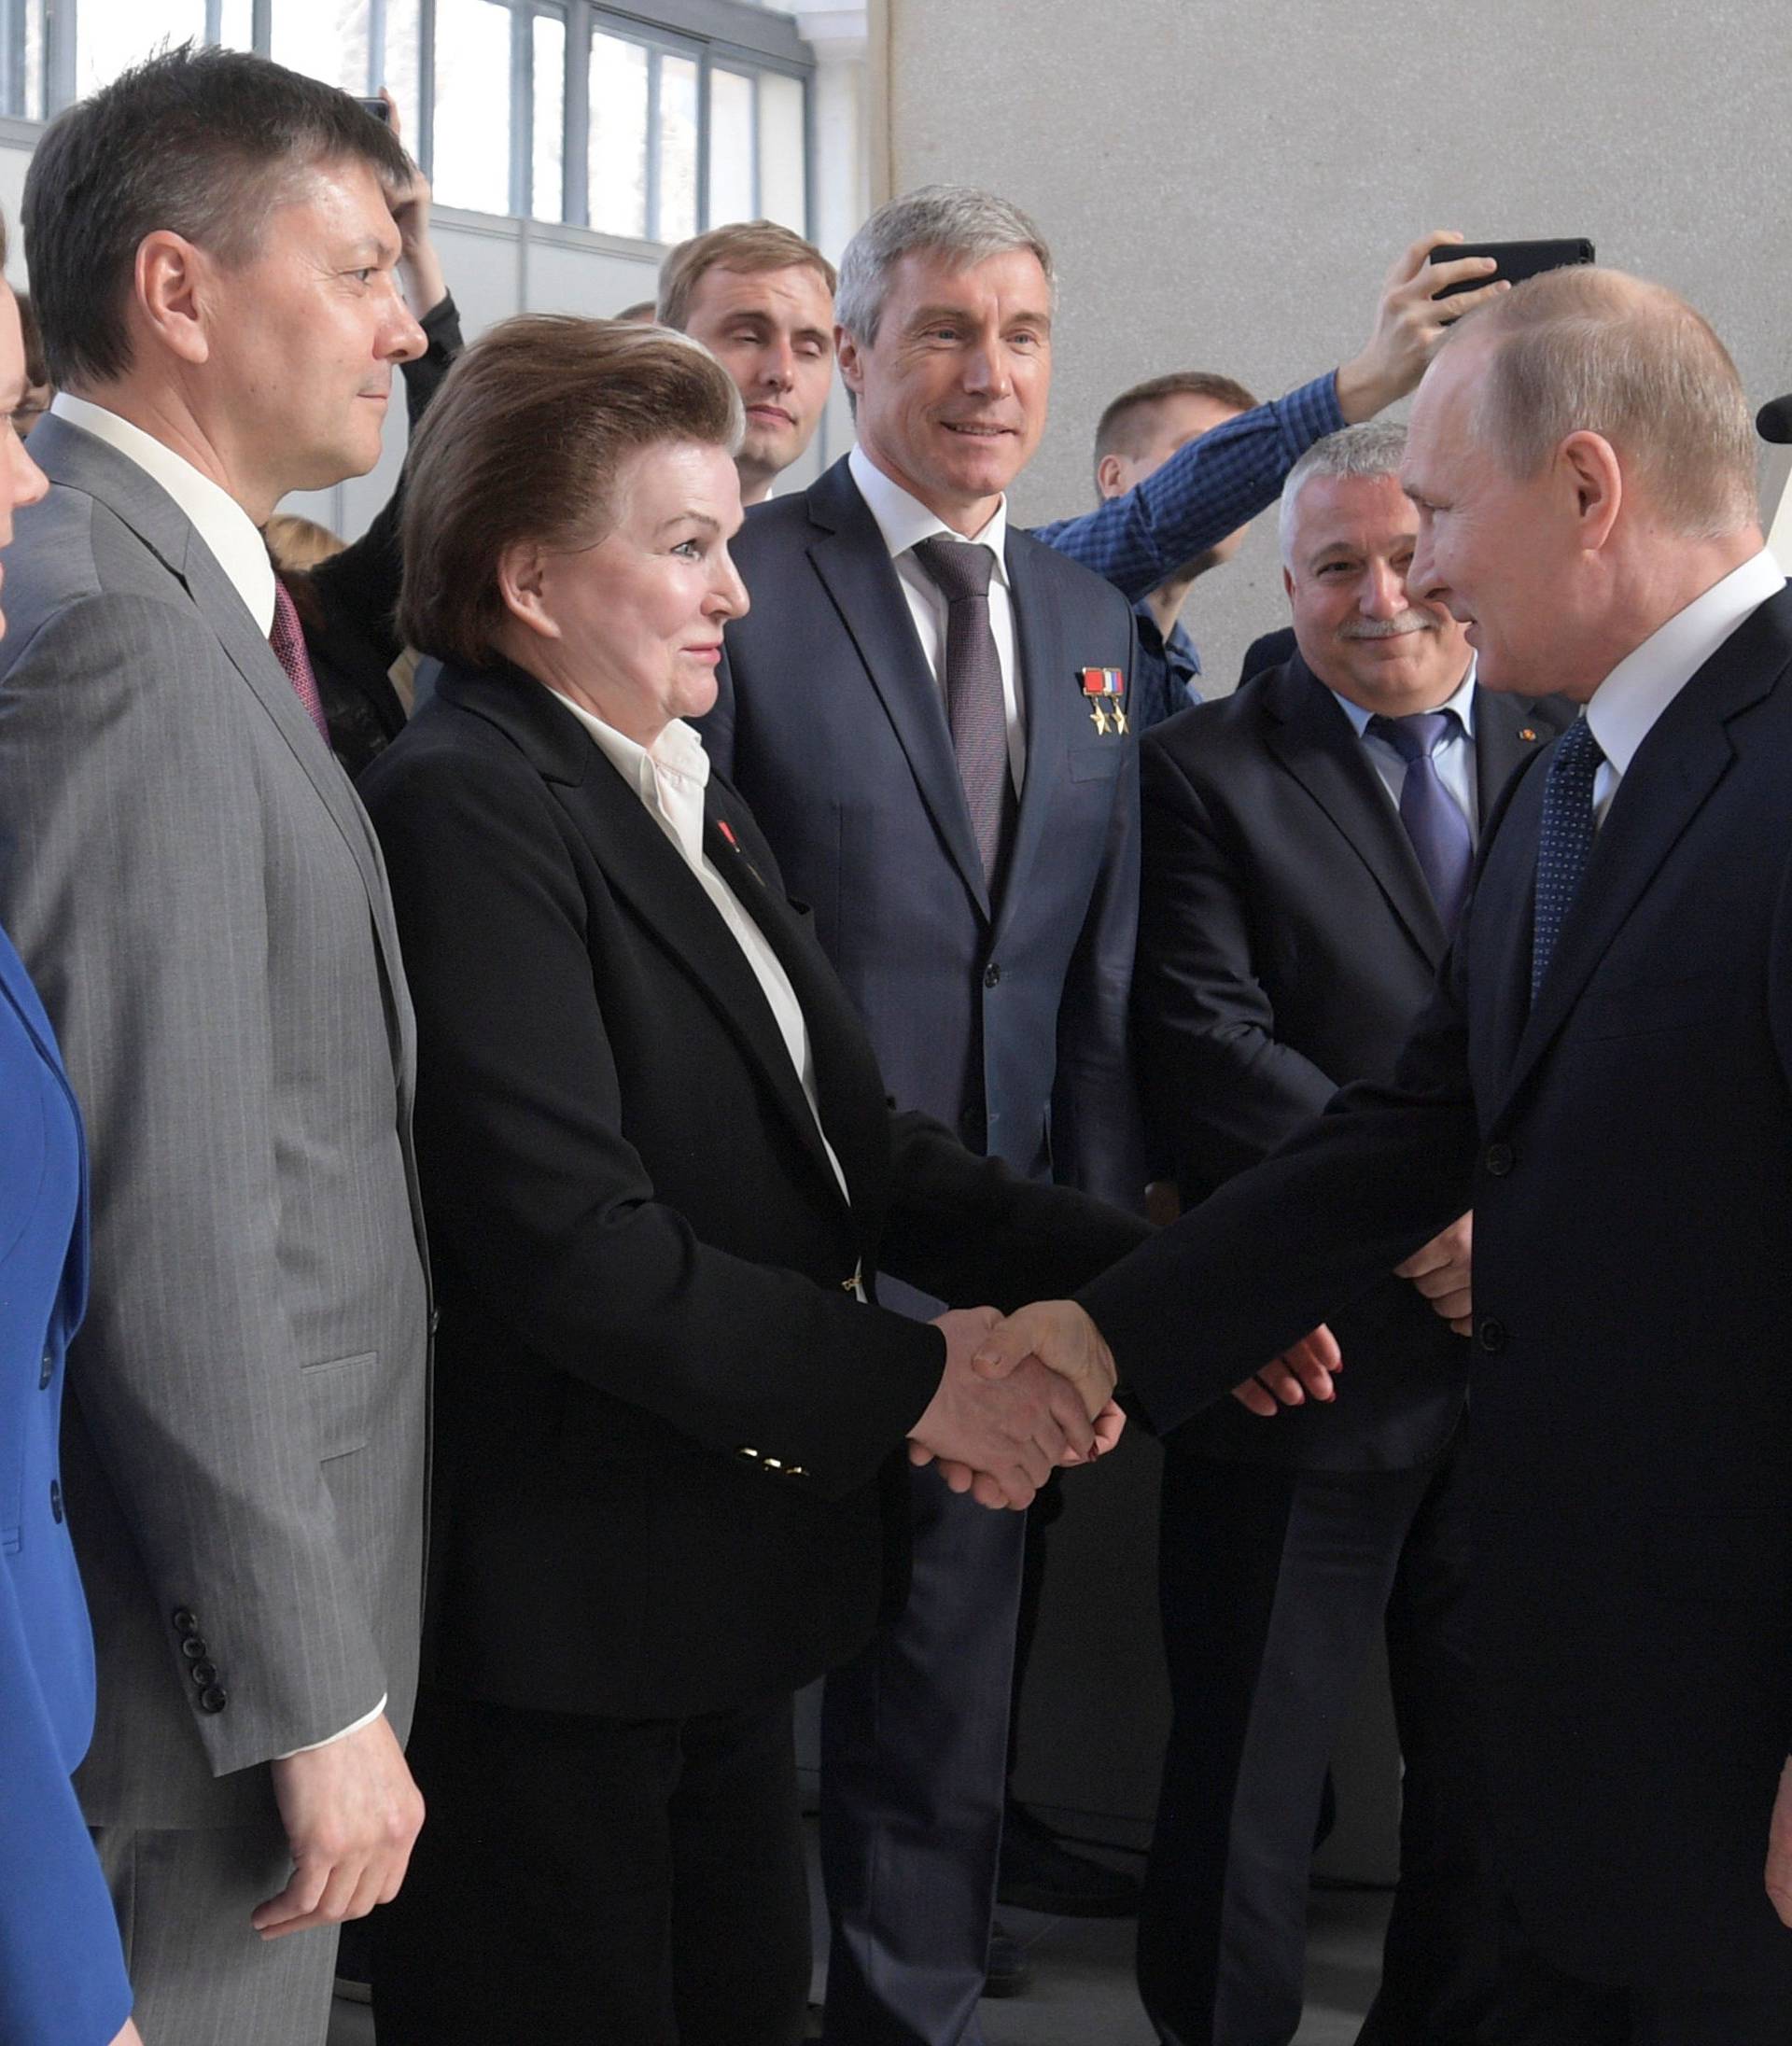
[1367,708,1475,933]
[1530,716,1605,1003]
[913,535,1012,885]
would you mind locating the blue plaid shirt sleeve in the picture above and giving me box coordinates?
[1030,372,1346,604]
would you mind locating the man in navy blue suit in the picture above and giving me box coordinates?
[981,267,1792,2042]
[702,190,1506,2045]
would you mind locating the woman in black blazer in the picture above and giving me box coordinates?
[362,316,1142,2045]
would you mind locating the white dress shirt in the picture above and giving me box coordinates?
[557,693,858,1222]
[1328,661,1482,839]
[49,394,384,1756]
[1586,547,1785,824]
[847,443,1026,791]
[51,392,277,633]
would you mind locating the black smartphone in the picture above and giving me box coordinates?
[1427,238,1595,301]
[355,94,392,125]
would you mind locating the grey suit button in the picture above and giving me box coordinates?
[38,1348,52,1389]
[198,1685,229,1714]
[172,1608,200,1637]
[190,1661,218,1687]
[1477,1318,1507,1354]
[180,1635,208,1661]
[983,961,1001,988]
[1485,1142,1516,1177]
[49,1479,63,1522]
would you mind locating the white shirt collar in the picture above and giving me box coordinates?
[50,391,278,634]
[1329,656,1479,742]
[552,688,712,866]
[847,442,1011,585]
[1585,548,1785,778]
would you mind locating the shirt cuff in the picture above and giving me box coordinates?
[273,1694,387,1759]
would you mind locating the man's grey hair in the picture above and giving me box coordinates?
[834,184,1056,345]
[1445,266,1757,540]
[1278,422,1409,568]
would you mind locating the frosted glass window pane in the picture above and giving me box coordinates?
[77,0,209,99]
[272,1,372,93]
[757,71,805,234]
[531,13,565,221]
[707,68,754,228]
[382,0,422,142]
[1,0,46,120]
[656,53,698,245]
[587,32,648,241]
[433,0,514,217]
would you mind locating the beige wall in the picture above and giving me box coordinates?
[887,0,1792,694]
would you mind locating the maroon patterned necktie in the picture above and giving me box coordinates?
[270,579,330,744]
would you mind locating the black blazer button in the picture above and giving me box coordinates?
[190,1661,218,1687]
[983,960,1001,988]
[39,1348,53,1389]
[1477,1317,1508,1354]
[172,1608,199,1637]
[49,1479,63,1522]
[180,1636,209,1661]
[199,1686,229,1714]
[1485,1142,1516,1177]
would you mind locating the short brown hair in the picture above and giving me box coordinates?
[399,315,745,667]
[1451,267,1757,540]
[1094,371,1259,471]
[657,220,836,331]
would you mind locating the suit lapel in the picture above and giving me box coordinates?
[1264,660,1449,965]
[1495,596,1792,1116]
[703,788,893,1243]
[32,417,415,1094]
[444,666,852,1210]
[805,461,991,918]
[997,534,1070,937]
[1472,689,1554,820]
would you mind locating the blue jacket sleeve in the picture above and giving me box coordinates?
[1031,373,1345,602]
[0,1556,132,2046]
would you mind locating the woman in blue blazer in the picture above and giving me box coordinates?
[0,230,140,2046]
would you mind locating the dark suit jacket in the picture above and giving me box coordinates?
[359,663,1147,1721]
[1079,587,1792,1994]
[1237,624,1296,689]
[1137,655,1571,1468]
[699,456,1142,1210]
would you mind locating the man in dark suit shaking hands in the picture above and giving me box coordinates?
[699,187,1146,2044]
[980,267,1792,2041]
[1133,421,1571,2045]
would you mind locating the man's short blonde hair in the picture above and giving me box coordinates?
[1453,266,1757,540]
[657,220,836,331]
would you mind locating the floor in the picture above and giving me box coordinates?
[327,1827,1391,2044]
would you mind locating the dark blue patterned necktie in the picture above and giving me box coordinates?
[1530,717,1605,1003]
[1367,709,1474,933]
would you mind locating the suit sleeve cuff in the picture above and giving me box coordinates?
[273,1693,386,1759]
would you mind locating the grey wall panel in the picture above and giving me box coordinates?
[887,0,1792,696]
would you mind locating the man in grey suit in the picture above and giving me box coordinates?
[0,50,431,2042]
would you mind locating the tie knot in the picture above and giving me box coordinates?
[914,534,996,602]
[1369,708,1456,763]
[1548,714,1605,782]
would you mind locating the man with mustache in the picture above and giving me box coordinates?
[1131,425,1570,2046]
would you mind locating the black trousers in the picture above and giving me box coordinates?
[1139,1442,1498,2046]
[371,1688,810,2046]
[1488,1896,1792,2043]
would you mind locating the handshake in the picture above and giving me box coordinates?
[907,1302,1343,1510]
